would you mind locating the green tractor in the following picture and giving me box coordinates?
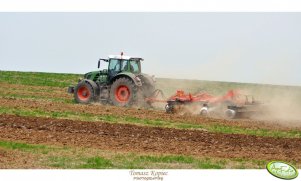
[68,53,156,107]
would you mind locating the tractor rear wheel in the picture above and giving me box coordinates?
[110,78,137,107]
[74,81,94,104]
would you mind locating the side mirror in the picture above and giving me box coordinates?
[98,60,100,68]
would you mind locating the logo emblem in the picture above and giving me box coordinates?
[267,161,298,180]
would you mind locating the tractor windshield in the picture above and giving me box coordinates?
[109,59,121,72]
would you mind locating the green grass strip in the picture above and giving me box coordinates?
[0,140,47,151]
[0,94,73,104]
[0,140,268,169]
[0,140,65,154]
[48,154,226,169]
[0,71,80,88]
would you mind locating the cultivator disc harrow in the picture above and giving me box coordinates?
[145,89,263,119]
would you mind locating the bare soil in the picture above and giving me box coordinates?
[1,97,300,131]
[0,115,300,162]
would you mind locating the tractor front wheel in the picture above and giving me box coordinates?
[110,78,137,107]
[74,81,94,104]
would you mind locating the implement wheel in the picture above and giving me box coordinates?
[224,109,237,119]
[165,103,174,113]
[74,81,94,104]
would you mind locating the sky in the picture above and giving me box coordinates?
[0,13,301,86]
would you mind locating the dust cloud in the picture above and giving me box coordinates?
[247,86,301,126]
[154,78,301,126]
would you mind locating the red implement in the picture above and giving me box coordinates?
[145,89,261,118]
[146,89,241,104]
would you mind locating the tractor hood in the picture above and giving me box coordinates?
[84,70,108,80]
[84,71,98,79]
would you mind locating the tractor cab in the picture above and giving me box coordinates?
[98,55,143,81]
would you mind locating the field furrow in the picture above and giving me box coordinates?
[0,115,300,162]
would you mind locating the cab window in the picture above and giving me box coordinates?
[121,60,128,71]
[129,60,140,73]
[109,59,120,72]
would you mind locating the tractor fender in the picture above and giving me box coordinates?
[140,73,155,86]
[110,73,142,87]
[80,79,100,96]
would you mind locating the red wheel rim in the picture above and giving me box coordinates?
[77,86,90,101]
[115,85,130,103]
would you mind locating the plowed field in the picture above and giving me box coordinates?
[1,114,300,162]
[0,71,300,169]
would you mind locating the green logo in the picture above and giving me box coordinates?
[267,161,298,180]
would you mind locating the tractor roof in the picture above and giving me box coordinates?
[108,55,143,60]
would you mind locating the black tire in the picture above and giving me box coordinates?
[109,77,137,107]
[74,81,94,104]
